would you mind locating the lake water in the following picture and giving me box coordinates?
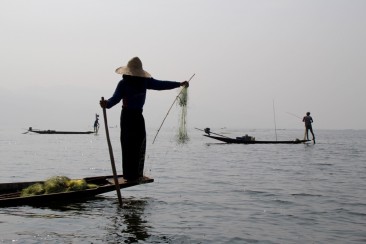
[1,127,365,243]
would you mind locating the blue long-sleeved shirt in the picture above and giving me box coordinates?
[106,75,181,110]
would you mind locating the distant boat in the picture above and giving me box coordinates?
[196,128,310,144]
[0,175,153,207]
[203,134,310,144]
[27,127,94,135]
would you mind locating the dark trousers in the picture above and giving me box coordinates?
[120,109,146,180]
[305,125,315,140]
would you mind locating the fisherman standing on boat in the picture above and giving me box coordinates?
[100,57,189,181]
[94,114,99,133]
[303,112,315,143]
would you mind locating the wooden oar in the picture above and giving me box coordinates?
[101,97,123,207]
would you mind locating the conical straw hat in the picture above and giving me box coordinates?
[115,57,151,78]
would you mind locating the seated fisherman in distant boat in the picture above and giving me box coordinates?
[303,112,315,143]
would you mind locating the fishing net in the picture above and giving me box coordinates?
[177,86,189,144]
[44,176,70,194]
[20,183,45,196]
[20,176,98,197]
[67,179,88,191]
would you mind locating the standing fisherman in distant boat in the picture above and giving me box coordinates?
[94,114,100,133]
[303,112,315,143]
[100,57,189,181]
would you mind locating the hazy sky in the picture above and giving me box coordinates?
[1,0,365,131]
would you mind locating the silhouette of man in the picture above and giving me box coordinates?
[303,112,315,143]
[94,114,99,133]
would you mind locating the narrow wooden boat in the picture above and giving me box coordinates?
[27,127,94,134]
[204,134,310,144]
[196,128,310,144]
[0,175,153,207]
[30,130,94,134]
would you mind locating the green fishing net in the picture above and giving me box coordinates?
[44,176,70,194]
[20,183,45,196]
[20,176,98,197]
[177,87,189,144]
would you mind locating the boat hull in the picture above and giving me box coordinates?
[0,175,153,207]
[204,135,310,144]
[30,130,94,134]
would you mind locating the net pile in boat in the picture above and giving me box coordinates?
[20,176,98,197]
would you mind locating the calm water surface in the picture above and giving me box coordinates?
[0,128,365,243]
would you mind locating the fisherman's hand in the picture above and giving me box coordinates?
[180,81,189,88]
[99,100,107,108]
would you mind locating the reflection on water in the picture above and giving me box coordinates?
[0,196,153,243]
[105,198,151,243]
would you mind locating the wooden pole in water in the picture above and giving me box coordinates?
[101,97,123,207]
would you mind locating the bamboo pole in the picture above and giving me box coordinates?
[101,97,123,207]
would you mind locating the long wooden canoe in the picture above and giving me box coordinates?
[196,128,310,144]
[28,129,94,134]
[0,175,153,207]
[204,135,310,144]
